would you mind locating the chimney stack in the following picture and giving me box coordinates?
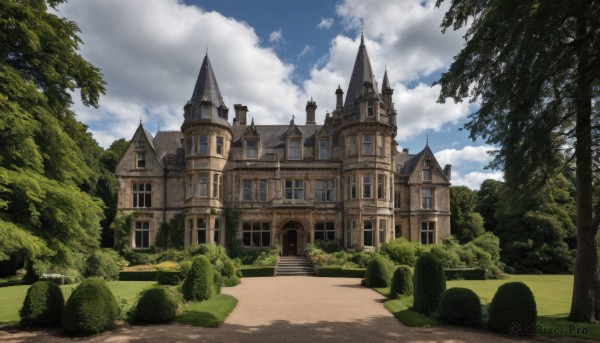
[233,104,248,126]
[306,98,317,125]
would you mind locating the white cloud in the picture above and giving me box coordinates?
[298,45,314,59]
[451,171,504,190]
[434,145,497,168]
[269,29,284,44]
[316,17,334,29]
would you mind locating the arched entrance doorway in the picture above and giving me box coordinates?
[281,221,303,256]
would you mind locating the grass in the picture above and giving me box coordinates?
[0,276,23,287]
[176,294,238,327]
[0,281,156,325]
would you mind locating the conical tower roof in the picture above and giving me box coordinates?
[344,34,379,108]
[382,69,392,92]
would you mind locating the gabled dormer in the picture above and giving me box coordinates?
[242,118,260,160]
[285,117,303,160]
[315,117,336,160]
[406,145,451,185]
[116,122,163,175]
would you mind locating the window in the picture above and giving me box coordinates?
[319,138,329,160]
[420,222,435,244]
[363,220,374,246]
[212,174,220,198]
[367,100,374,117]
[363,175,372,198]
[132,183,152,207]
[284,179,303,200]
[315,222,335,242]
[214,218,221,244]
[394,192,401,208]
[243,180,253,201]
[395,224,401,239]
[377,175,385,199]
[363,134,373,155]
[351,136,357,155]
[242,222,271,247]
[348,176,356,199]
[197,218,207,244]
[258,180,268,202]
[216,137,224,155]
[199,174,208,197]
[377,134,384,156]
[422,188,433,209]
[379,219,387,245]
[198,135,208,155]
[136,152,146,168]
[287,139,301,160]
[246,140,257,159]
[315,180,334,202]
[188,176,193,198]
[186,136,193,155]
[423,159,432,181]
[134,221,150,249]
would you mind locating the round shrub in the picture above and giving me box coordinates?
[85,250,122,281]
[222,259,236,278]
[181,256,215,301]
[439,287,481,326]
[389,265,413,298]
[413,252,446,315]
[62,279,118,335]
[133,288,177,323]
[214,272,223,294]
[488,282,537,335]
[20,281,64,327]
[365,255,391,288]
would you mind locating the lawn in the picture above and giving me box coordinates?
[379,274,600,340]
[176,294,238,327]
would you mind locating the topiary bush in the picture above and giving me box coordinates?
[364,255,391,288]
[62,279,118,335]
[20,281,65,327]
[439,287,481,327]
[133,288,178,323]
[389,265,413,298]
[85,249,123,281]
[181,256,216,301]
[488,282,537,335]
[412,252,446,315]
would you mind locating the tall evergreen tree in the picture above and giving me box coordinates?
[0,0,106,276]
[435,0,600,321]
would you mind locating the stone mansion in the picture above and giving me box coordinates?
[116,35,452,255]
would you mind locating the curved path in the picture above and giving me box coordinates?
[0,277,578,342]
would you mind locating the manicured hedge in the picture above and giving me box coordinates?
[365,255,391,288]
[157,271,184,285]
[119,271,158,281]
[413,253,446,315]
[488,282,537,335]
[20,281,64,327]
[317,266,366,278]
[241,266,275,277]
[439,287,481,327]
[390,265,413,298]
[444,268,486,280]
[62,279,118,335]
[182,256,216,301]
[133,288,177,323]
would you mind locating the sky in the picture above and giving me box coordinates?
[56,0,503,190]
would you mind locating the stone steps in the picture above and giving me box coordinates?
[276,256,315,276]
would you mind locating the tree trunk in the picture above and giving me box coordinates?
[569,8,600,323]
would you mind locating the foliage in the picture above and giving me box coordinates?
[240,266,275,277]
[120,248,158,266]
[133,288,178,323]
[390,265,413,298]
[488,282,537,335]
[155,248,189,263]
[413,253,446,315]
[118,271,157,281]
[62,279,118,335]
[19,281,64,327]
[179,260,193,278]
[434,0,600,322]
[380,238,417,266]
[314,240,343,253]
[439,287,481,327]
[317,266,365,278]
[364,255,392,288]
[223,208,241,257]
[157,271,183,285]
[476,179,503,232]
[154,261,179,271]
[350,251,376,268]
[154,213,185,249]
[181,256,216,302]
[112,212,133,251]
[450,186,484,243]
[84,249,124,281]
[214,272,223,294]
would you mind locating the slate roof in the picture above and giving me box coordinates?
[382,69,392,91]
[231,124,322,148]
[153,131,183,158]
[344,34,379,108]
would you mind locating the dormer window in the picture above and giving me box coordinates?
[246,139,257,159]
[423,159,432,181]
[287,139,301,160]
[367,100,374,117]
[136,152,146,169]
[319,138,329,160]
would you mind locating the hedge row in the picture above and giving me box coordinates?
[118,271,158,281]
[317,266,366,278]
[241,266,275,277]
[444,268,486,280]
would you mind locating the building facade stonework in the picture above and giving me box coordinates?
[116,37,452,254]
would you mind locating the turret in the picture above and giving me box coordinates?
[382,69,394,111]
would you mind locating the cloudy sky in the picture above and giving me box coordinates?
[57,0,502,190]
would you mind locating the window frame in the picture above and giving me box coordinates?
[242,180,253,201]
[315,179,335,202]
[363,175,372,199]
[314,222,335,242]
[216,136,224,155]
[420,222,435,244]
[242,222,271,248]
[134,221,150,249]
[287,139,302,160]
[198,135,209,156]
[367,99,374,117]
[379,219,387,245]
[284,179,304,200]
[421,188,433,209]
[394,191,401,208]
[363,220,374,247]
[212,174,220,198]
[197,218,207,244]
[319,138,329,160]
[258,179,268,202]
[214,218,221,245]
[198,173,208,197]
[377,174,385,199]
[136,152,146,169]
[362,134,373,155]
[132,183,152,208]
[245,139,258,159]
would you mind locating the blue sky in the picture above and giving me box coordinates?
[57,0,502,189]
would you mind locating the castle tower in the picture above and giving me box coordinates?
[182,53,232,248]
[338,34,396,249]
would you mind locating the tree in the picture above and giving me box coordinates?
[450,186,484,243]
[0,0,106,277]
[435,0,600,322]
[97,139,128,246]
[476,179,503,232]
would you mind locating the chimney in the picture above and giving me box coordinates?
[233,104,248,126]
[306,98,317,125]
[444,164,452,180]
[335,85,343,110]
[402,148,409,154]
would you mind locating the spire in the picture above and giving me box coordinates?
[382,68,392,92]
[344,35,378,107]
[190,54,226,108]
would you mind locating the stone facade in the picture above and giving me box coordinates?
[115,37,451,254]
